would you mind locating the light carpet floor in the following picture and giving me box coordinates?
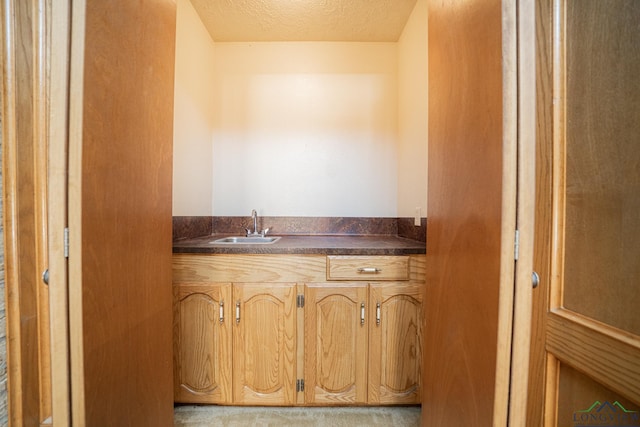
[174,405,421,427]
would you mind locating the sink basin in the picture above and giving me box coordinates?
[211,236,281,244]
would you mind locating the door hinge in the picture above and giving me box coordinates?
[296,379,305,392]
[64,227,69,258]
[297,294,305,308]
[514,230,520,261]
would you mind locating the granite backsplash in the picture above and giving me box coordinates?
[173,216,426,243]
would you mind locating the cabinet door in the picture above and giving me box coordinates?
[233,283,297,405]
[174,284,232,404]
[304,283,368,405]
[369,282,422,404]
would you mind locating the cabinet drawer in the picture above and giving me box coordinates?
[326,256,410,281]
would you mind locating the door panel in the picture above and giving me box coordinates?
[557,364,640,427]
[369,282,422,405]
[561,0,640,335]
[232,283,297,405]
[304,283,368,405]
[67,0,177,425]
[542,0,640,423]
[174,284,232,404]
[423,0,520,424]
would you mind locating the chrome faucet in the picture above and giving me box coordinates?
[252,209,258,235]
[246,209,269,237]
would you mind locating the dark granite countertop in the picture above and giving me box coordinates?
[173,234,426,255]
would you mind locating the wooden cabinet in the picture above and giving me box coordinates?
[304,282,422,406]
[304,283,368,405]
[326,255,410,281]
[174,281,297,406]
[172,253,425,406]
[173,284,232,404]
[233,283,297,405]
[368,282,422,404]
[304,256,424,404]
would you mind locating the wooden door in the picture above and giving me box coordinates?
[1,0,54,424]
[65,0,177,425]
[174,284,232,404]
[368,282,422,405]
[233,283,297,405]
[304,283,368,405]
[423,0,535,425]
[532,1,640,424]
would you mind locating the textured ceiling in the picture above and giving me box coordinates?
[189,0,419,42]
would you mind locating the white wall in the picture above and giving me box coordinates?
[172,2,428,218]
[397,0,428,218]
[172,0,216,216]
[212,42,398,217]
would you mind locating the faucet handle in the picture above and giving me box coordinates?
[245,228,252,237]
[262,228,270,237]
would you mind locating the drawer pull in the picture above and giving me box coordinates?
[219,301,224,323]
[357,267,381,274]
[376,302,381,325]
[361,303,366,325]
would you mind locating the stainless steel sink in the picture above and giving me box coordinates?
[211,236,281,244]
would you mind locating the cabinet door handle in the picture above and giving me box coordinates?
[219,301,224,323]
[236,301,241,324]
[376,302,381,325]
[360,302,365,325]
[357,267,381,274]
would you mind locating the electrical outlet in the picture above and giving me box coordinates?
[414,207,421,226]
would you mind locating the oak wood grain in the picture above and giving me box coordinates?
[174,284,232,404]
[369,282,422,404]
[233,283,297,405]
[543,1,640,421]
[526,0,554,424]
[173,254,426,407]
[546,309,640,405]
[174,254,425,284]
[174,254,327,283]
[304,283,368,405]
[2,0,53,423]
[326,256,410,281]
